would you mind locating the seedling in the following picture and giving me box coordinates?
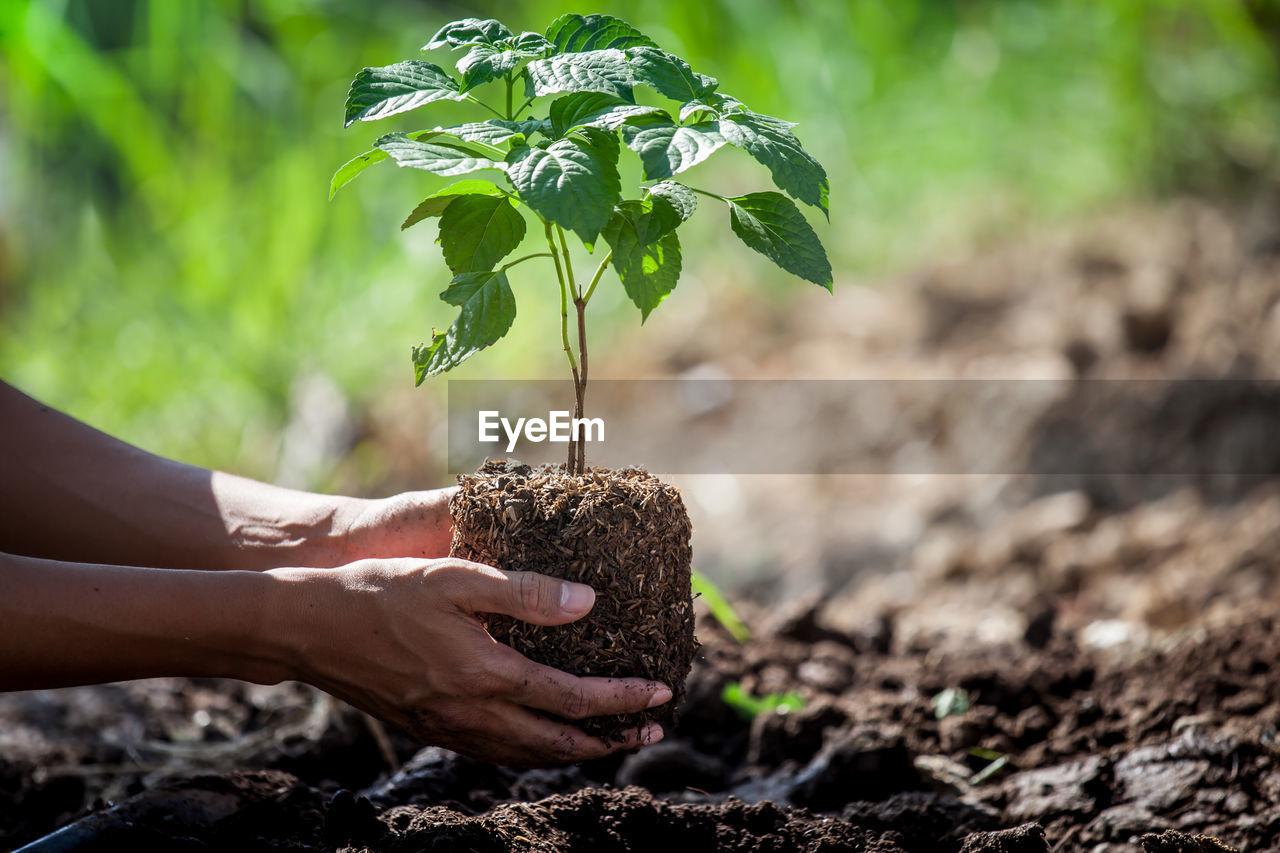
[721,682,806,720]
[931,687,971,720]
[690,571,751,643]
[967,748,1011,786]
[333,14,832,474]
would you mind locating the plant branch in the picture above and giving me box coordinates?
[687,186,730,202]
[544,222,581,471]
[512,96,535,119]
[581,250,613,305]
[459,139,508,158]
[543,222,578,374]
[555,228,591,473]
[407,128,506,158]
[504,74,514,120]
[464,94,506,119]
[555,225,579,300]
[574,293,588,474]
[500,252,553,271]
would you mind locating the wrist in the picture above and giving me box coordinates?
[258,566,334,685]
[343,489,457,561]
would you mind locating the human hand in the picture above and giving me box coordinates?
[338,487,459,562]
[269,557,669,766]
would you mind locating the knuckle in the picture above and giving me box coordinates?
[560,684,593,720]
[423,561,477,599]
[459,659,507,698]
[514,571,552,616]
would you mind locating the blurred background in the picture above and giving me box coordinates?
[2,0,1279,592]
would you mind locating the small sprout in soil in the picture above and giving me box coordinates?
[690,571,750,642]
[720,682,805,721]
[966,747,1013,787]
[931,686,971,720]
[968,754,1010,786]
[334,13,832,474]
[968,746,1003,762]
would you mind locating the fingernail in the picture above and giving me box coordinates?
[641,723,664,745]
[560,582,595,614]
[647,687,673,708]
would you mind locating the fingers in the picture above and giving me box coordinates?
[418,694,664,767]
[442,562,596,626]
[491,705,665,766]
[494,654,672,720]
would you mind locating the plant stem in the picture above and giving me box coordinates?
[554,225,592,473]
[687,185,730,202]
[463,139,508,158]
[555,225,579,299]
[544,222,581,472]
[464,94,506,119]
[574,293,588,474]
[504,75,514,120]
[501,252,553,271]
[543,223,578,374]
[581,250,613,306]
[512,97,535,118]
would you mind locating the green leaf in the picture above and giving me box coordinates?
[548,92,666,139]
[344,61,462,127]
[493,118,552,139]
[726,192,832,289]
[510,31,555,55]
[453,34,552,94]
[648,180,697,227]
[438,194,527,273]
[679,100,720,124]
[525,50,635,102]
[401,179,505,230]
[425,18,513,50]
[602,203,683,321]
[544,13,659,53]
[412,269,516,382]
[437,120,544,148]
[626,46,717,102]
[718,111,830,217]
[620,116,725,180]
[704,92,749,117]
[456,44,525,93]
[375,133,504,176]
[505,133,621,244]
[329,148,388,200]
[599,183,693,319]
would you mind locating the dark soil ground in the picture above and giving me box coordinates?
[5,196,1280,851]
[6,606,1278,851]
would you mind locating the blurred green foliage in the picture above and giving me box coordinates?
[1,0,1276,485]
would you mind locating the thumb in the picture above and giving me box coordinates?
[457,565,596,625]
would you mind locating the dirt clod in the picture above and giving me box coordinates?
[1140,830,1238,852]
[960,823,1051,853]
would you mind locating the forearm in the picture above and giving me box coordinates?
[0,381,364,570]
[0,551,298,690]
